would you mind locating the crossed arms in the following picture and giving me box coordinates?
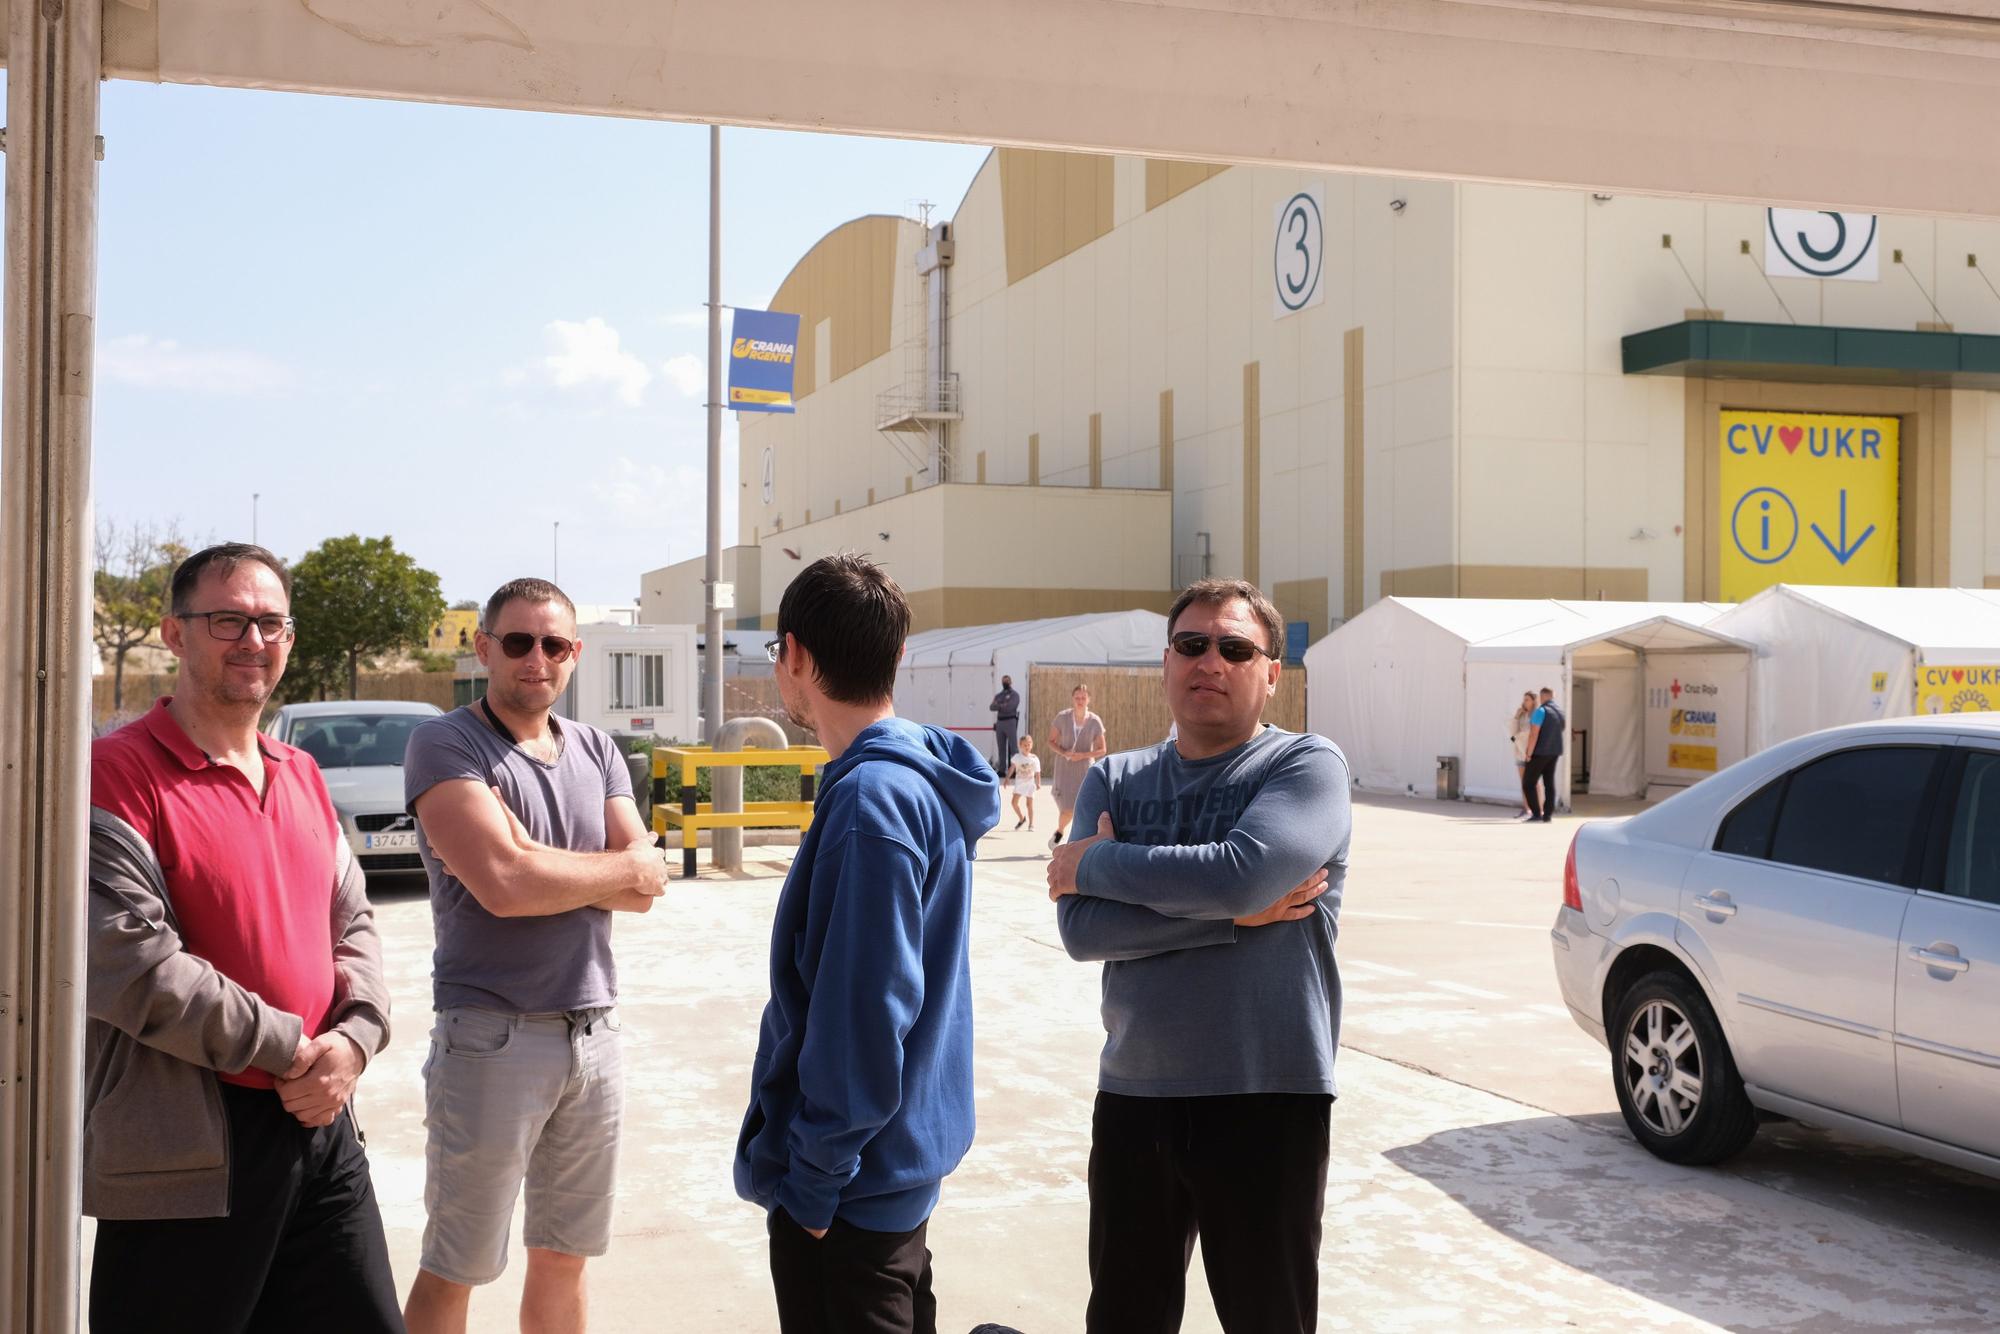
[1053,744,1352,962]
[412,779,666,917]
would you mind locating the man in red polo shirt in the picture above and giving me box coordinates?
[85,542,403,1334]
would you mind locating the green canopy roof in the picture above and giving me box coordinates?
[1623,319,2000,389]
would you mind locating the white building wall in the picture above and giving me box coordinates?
[717,164,2000,628]
[943,157,1458,613]
[1952,389,1990,590]
[740,220,929,543]
[1457,185,2000,599]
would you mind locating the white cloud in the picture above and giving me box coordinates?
[590,456,703,527]
[542,317,652,406]
[98,335,299,396]
[660,354,705,399]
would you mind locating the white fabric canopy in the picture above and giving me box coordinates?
[1305,598,1747,806]
[1709,585,2000,750]
[893,610,1169,750]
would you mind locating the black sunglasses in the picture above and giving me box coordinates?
[1170,631,1277,664]
[484,630,576,662]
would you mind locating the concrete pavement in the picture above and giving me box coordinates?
[83,794,2000,1331]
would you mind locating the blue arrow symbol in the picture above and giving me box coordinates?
[1810,490,1876,565]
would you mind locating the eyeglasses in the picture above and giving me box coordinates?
[484,630,576,662]
[181,611,297,644]
[764,638,784,664]
[1169,631,1277,664]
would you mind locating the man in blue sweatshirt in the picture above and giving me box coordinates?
[1048,578,1351,1334]
[736,554,1002,1334]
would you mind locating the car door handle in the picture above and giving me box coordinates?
[1910,944,1971,975]
[1694,893,1737,918]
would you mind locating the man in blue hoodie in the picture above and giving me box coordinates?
[736,554,1002,1334]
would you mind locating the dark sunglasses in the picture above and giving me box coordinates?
[485,630,576,662]
[1170,631,1277,664]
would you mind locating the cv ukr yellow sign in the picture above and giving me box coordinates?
[1719,410,1899,601]
[1917,665,2000,715]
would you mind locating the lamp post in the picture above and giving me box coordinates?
[702,123,724,746]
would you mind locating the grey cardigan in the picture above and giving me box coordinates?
[84,806,391,1219]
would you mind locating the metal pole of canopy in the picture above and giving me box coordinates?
[0,0,102,1325]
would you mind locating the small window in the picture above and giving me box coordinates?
[1715,777,1784,859]
[1942,751,2000,907]
[608,651,666,711]
[1768,746,1939,887]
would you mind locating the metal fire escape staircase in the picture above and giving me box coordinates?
[875,216,960,481]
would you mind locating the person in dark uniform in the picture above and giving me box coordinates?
[989,675,1021,773]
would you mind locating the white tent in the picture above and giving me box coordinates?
[1304,598,1749,807]
[894,610,1170,762]
[1708,585,2000,751]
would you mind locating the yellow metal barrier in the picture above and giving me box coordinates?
[650,744,832,877]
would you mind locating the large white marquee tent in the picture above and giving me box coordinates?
[1709,585,2000,751]
[1304,598,1750,808]
[893,610,1170,758]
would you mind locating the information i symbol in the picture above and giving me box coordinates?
[1760,498,1771,553]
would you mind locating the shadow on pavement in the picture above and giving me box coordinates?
[1384,1111,2000,1331]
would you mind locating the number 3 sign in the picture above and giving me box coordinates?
[1272,187,1324,318]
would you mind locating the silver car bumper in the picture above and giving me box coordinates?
[1550,905,1607,1047]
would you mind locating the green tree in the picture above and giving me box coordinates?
[92,520,189,713]
[288,535,446,700]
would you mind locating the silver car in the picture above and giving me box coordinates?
[1551,714,2000,1178]
[266,700,443,879]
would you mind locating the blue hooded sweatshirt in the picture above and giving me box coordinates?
[734,717,1001,1233]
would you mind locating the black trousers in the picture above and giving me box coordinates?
[768,1207,936,1334]
[1086,1091,1331,1334]
[1522,753,1559,820]
[91,1082,403,1334]
[994,720,1018,771]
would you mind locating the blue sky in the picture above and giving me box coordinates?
[75,79,989,606]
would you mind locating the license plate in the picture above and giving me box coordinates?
[363,831,418,851]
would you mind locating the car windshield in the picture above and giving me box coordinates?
[288,714,426,770]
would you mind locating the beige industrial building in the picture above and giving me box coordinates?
[642,150,2000,645]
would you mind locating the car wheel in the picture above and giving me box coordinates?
[1609,970,1758,1166]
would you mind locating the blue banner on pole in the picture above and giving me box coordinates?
[727,309,801,414]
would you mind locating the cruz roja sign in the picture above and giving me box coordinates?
[1719,409,1899,601]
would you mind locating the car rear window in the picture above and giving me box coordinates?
[1943,750,2000,906]
[1715,777,1784,859]
[1767,746,1939,887]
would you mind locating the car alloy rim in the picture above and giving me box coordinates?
[1622,998,1703,1136]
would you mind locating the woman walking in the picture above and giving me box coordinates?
[1510,691,1536,821]
[1048,682,1108,850]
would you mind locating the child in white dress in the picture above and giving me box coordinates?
[1007,735,1042,831]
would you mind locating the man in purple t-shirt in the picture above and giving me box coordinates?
[402,578,671,1334]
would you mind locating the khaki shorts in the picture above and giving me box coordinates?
[418,1006,624,1286]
